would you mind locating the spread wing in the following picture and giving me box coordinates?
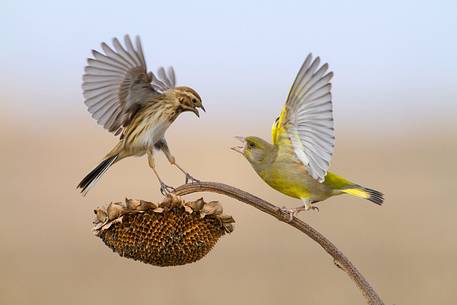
[272,54,335,182]
[82,34,176,135]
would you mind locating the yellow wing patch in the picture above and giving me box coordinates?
[272,106,288,145]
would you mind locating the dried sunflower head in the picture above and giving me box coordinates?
[93,194,234,267]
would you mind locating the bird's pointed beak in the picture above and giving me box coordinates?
[192,105,205,118]
[192,108,200,118]
[231,136,246,154]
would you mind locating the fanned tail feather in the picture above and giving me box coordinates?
[77,155,118,196]
[340,185,384,205]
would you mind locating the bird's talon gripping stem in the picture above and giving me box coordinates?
[160,182,176,196]
[185,173,200,184]
[280,206,295,222]
[279,203,319,221]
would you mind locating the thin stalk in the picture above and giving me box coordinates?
[174,181,385,305]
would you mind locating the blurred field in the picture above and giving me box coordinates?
[1,116,456,305]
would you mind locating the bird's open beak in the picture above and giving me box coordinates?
[230,136,246,154]
[192,105,205,118]
[192,108,200,118]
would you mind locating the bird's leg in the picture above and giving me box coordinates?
[147,149,175,195]
[280,200,319,221]
[173,162,200,184]
[157,139,199,184]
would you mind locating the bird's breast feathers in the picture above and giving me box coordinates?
[139,117,172,147]
[123,109,172,151]
[258,148,332,201]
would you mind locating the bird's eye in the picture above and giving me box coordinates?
[248,142,256,149]
[192,98,197,105]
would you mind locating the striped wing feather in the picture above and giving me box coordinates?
[82,34,177,135]
[274,54,335,182]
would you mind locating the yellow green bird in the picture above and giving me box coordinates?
[232,54,383,217]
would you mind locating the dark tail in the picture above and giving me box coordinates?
[339,185,384,205]
[77,155,118,196]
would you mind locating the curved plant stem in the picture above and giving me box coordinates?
[174,181,385,305]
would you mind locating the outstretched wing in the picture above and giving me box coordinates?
[272,54,335,182]
[82,34,176,135]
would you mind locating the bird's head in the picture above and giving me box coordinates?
[174,86,205,117]
[231,136,276,168]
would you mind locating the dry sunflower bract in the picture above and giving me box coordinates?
[93,195,234,267]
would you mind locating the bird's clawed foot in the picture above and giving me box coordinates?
[280,206,301,222]
[280,204,319,222]
[308,205,319,212]
[160,182,176,196]
[184,173,200,184]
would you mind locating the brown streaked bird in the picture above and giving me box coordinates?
[77,35,205,196]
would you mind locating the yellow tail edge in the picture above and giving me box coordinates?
[340,185,384,205]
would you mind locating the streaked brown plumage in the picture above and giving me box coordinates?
[77,35,204,195]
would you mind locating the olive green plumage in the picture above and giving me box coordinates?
[241,136,383,205]
[233,54,383,213]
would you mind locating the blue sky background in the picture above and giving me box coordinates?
[2,0,456,132]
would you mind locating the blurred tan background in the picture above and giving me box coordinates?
[2,1,457,305]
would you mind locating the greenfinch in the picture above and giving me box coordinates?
[233,54,383,216]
